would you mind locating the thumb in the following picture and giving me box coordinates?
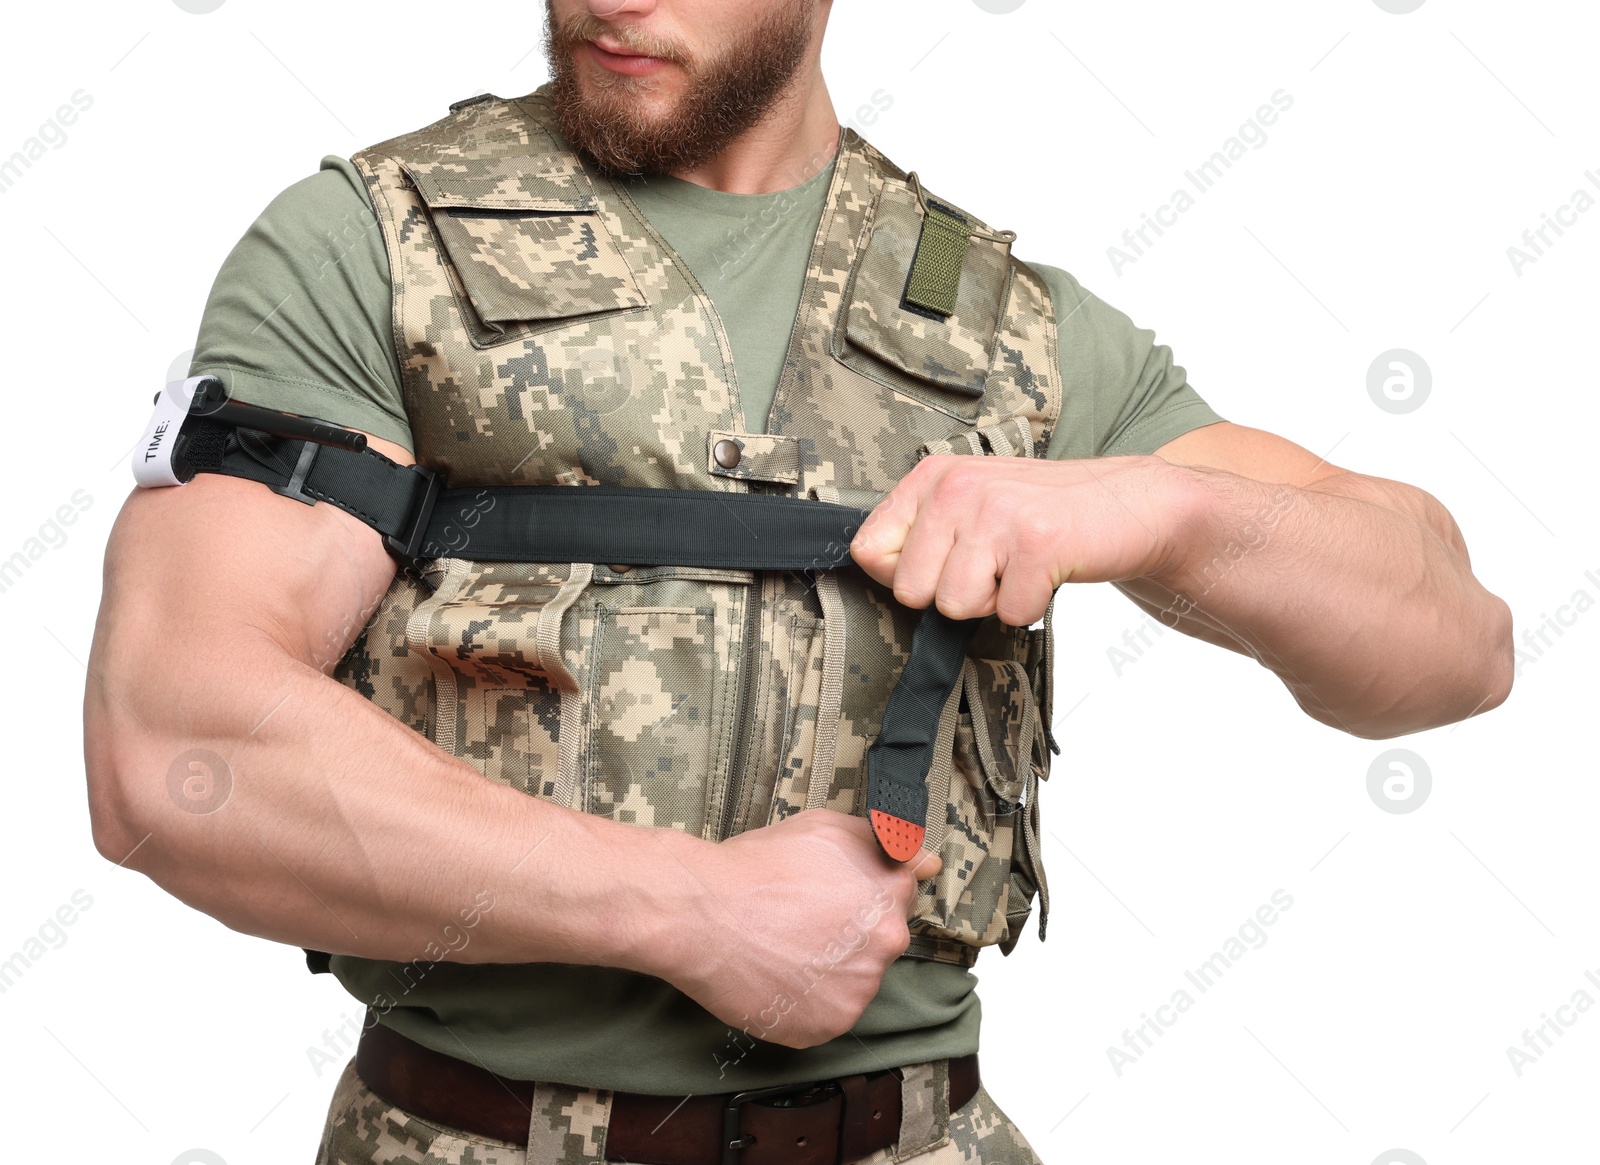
[908,848,942,881]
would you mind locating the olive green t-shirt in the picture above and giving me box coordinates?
[189,152,1223,1095]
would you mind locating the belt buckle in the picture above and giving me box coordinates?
[721,1081,838,1165]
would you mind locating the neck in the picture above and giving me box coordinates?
[666,68,841,195]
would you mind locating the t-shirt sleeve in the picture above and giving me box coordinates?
[1024,262,1223,461]
[188,155,413,454]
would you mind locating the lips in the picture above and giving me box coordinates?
[585,37,671,76]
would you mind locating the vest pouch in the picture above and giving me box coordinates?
[402,558,588,804]
[908,653,1048,962]
[401,157,648,349]
[833,178,1013,424]
[399,557,754,839]
[581,564,753,836]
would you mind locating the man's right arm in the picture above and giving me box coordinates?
[83,436,933,1048]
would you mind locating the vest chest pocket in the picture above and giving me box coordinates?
[833,178,1015,424]
[402,157,648,349]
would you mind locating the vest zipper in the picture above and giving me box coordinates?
[719,576,763,840]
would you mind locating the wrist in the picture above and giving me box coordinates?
[601,822,721,984]
[1141,458,1219,589]
[1145,461,1301,594]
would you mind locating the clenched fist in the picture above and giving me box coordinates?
[660,809,940,1050]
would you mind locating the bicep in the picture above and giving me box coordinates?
[97,431,409,676]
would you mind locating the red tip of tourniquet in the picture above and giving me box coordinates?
[870,809,926,864]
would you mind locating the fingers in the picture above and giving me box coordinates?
[929,532,1005,620]
[909,848,942,881]
[853,460,1019,619]
[849,488,918,589]
[992,556,1058,627]
[879,500,957,609]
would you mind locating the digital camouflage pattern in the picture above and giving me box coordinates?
[333,84,1062,965]
[313,1055,1043,1165]
[314,1057,613,1165]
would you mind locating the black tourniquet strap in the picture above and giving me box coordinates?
[420,485,873,570]
[185,421,439,566]
[864,610,982,861]
[192,428,981,865]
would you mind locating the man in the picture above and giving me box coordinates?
[82,1,1513,1163]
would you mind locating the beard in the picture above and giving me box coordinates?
[543,1,816,177]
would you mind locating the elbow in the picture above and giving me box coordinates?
[1469,591,1516,719]
[1315,591,1516,740]
[84,716,150,868]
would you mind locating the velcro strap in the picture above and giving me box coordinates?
[903,200,971,318]
[186,421,429,544]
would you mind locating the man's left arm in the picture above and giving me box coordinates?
[1122,419,1513,736]
[850,420,1514,740]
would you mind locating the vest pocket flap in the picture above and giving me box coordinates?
[403,156,599,213]
[839,179,1012,404]
[404,161,647,329]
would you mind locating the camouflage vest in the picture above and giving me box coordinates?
[335,88,1061,966]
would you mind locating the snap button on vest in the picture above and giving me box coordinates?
[713,439,743,469]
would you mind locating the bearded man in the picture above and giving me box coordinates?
[83,2,1513,1163]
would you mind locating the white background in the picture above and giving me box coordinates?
[1,1,1595,1163]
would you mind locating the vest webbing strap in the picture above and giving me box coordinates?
[189,424,979,865]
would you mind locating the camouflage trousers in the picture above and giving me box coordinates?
[313,1055,1044,1165]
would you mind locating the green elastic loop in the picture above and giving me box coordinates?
[904,204,971,318]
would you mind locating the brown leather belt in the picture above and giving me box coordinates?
[354,1019,979,1165]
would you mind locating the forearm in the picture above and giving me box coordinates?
[85,632,702,978]
[1139,464,1513,736]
